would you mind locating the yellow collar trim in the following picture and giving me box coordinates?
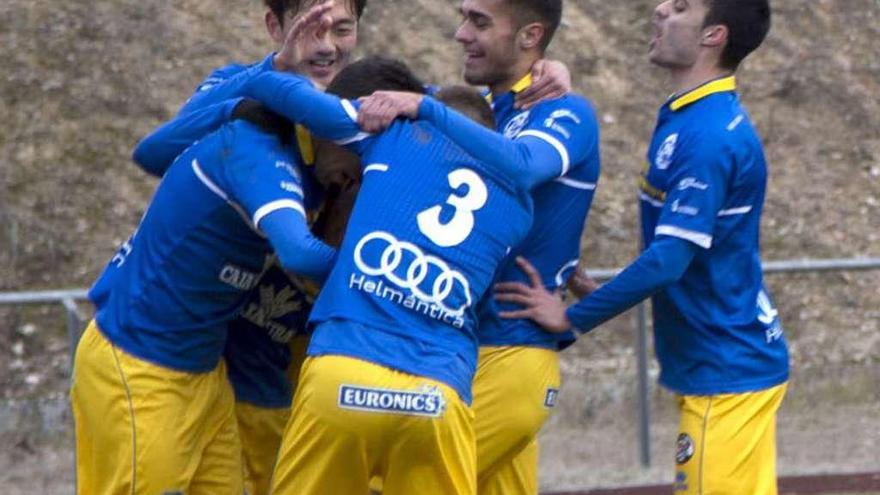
[670,76,736,111]
[295,125,315,166]
[486,73,533,103]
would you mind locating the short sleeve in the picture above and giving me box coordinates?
[226,147,308,233]
[654,135,731,249]
[514,96,599,177]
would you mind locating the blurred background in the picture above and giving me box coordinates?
[0,0,878,492]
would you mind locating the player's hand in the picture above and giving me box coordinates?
[274,0,335,77]
[495,256,572,333]
[566,265,599,299]
[515,59,571,110]
[357,91,424,133]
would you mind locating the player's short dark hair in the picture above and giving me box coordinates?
[264,0,367,25]
[702,0,771,70]
[434,86,495,129]
[507,0,563,51]
[325,56,426,99]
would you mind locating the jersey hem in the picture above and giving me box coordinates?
[659,369,789,396]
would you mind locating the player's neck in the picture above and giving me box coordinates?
[669,61,732,96]
[489,57,537,97]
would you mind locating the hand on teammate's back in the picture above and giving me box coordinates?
[515,59,572,110]
[495,256,573,334]
[274,0,335,79]
[357,91,424,133]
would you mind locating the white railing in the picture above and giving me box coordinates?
[1,257,879,468]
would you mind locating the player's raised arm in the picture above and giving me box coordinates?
[358,90,594,191]
[242,71,370,149]
[132,99,243,177]
[131,1,336,176]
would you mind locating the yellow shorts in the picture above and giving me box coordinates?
[236,402,289,495]
[472,346,561,495]
[271,355,476,495]
[675,383,787,495]
[70,321,242,495]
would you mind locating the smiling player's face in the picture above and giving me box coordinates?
[270,0,359,88]
[455,0,520,87]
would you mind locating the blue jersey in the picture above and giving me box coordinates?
[639,76,789,394]
[477,74,601,350]
[224,264,312,407]
[240,72,536,403]
[132,57,323,404]
[309,121,534,404]
[91,120,313,372]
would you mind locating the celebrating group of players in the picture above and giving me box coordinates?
[70,0,790,494]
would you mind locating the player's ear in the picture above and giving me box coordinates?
[266,10,285,45]
[701,23,728,49]
[517,22,546,51]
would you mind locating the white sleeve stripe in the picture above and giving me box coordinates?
[340,99,359,122]
[334,132,372,145]
[285,184,304,197]
[516,130,571,176]
[555,177,596,190]
[718,205,753,217]
[655,225,712,249]
[335,100,372,144]
[252,199,306,229]
[639,191,665,208]
[364,163,389,174]
[192,159,264,237]
[191,159,229,201]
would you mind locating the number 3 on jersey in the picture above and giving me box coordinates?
[417,168,488,247]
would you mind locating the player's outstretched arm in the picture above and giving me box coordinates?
[515,59,571,110]
[132,99,243,177]
[132,2,335,176]
[496,236,698,334]
[416,95,566,189]
[260,208,337,282]
[242,71,367,147]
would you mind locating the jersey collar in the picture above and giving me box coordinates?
[486,73,533,104]
[669,75,736,112]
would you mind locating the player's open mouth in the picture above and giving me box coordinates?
[464,51,484,64]
[310,59,336,68]
[649,25,662,49]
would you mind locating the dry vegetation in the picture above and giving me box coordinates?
[0,0,878,492]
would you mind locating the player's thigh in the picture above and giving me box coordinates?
[97,331,239,494]
[675,383,787,495]
[478,438,539,495]
[190,376,244,495]
[71,321,138,495]
[235,402,289,495]
[271,355,381,495]
[273,355,475,495]
[473,346,560,476]
[383,382,476,495]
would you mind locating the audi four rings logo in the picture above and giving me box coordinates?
[354,231,472,316]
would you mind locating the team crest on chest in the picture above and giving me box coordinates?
[655,133,678,170]
[503,111,530,138]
